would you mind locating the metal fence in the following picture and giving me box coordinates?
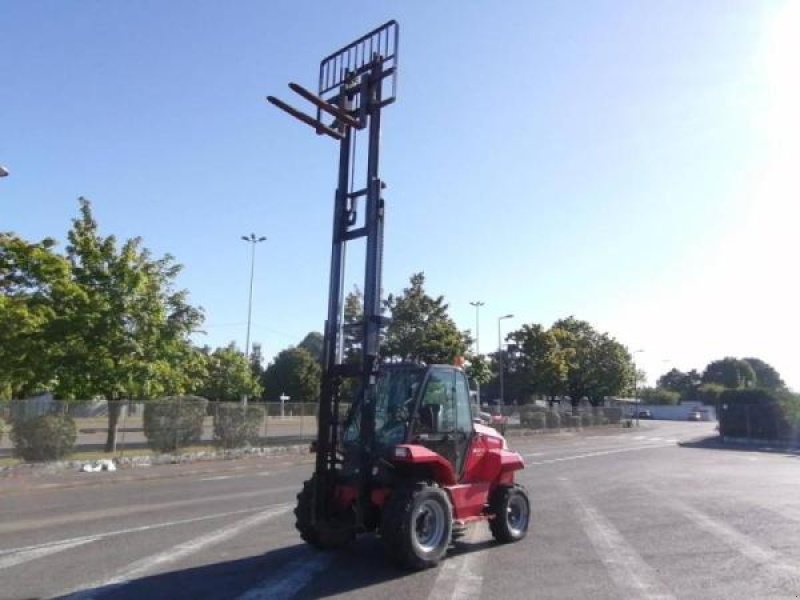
[0,398,326,460]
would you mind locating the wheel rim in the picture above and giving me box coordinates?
[412,498,446,553]
[507,493,529,536]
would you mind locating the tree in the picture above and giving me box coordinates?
[742,357,785,390]
[639,387,680,405]
[702,357,756,389]
[297,332,324,364]
[343,285,363,363]
[198,343,261,402]
[508,324,569,400]
[261,347,321,403]
[249,342,265,385]
[657,368,701,401]
[383,273,470,364]
[0,234,79,398]
[465,354,493,388]
[551,317,633,408]
[58,199,204,451]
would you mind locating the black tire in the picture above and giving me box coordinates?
[294,477,353,549]
[381,482,453,570]
[489,484,530,543]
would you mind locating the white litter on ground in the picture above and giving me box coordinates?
[79,459,116,473]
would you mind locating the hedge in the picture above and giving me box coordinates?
[0,417,5,445]
[11,414,77,461]
[213,403,265,448]
[143,395,208,452]
[603,407,622,424]
[523,412,547,430]
[545,411,561,429]
[718,388,799,441]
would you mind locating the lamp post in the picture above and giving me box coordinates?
[498,314,514,407]
[241,233,267,406]
[633,349,644,426]
[470,301,484,405]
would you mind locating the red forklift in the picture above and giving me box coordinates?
[267,21,530,569]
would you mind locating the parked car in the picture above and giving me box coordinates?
[629,409,653,419]
[687,409,705,421]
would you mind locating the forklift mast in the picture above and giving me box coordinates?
[267,22,399,521]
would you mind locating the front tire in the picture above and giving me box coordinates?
[489,484,530,543]
[295,477,354,549]
[381,483,453,569]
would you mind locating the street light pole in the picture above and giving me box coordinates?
[633,349,644,426]
[470,301,484,405]
[498,314,514,407]
[241,233,267,406]
[241,233,267,359]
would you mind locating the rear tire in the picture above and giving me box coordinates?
[295,477,354,549]
[489,484,530,543]
[381,482,453,569]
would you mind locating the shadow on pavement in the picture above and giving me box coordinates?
[52,534,493,600]
[679,435,800,457]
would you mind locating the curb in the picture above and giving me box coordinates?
[0,443,311,479]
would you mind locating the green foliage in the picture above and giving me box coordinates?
[594,415,609,426]
[580,413,593,427]
[702,357,756,389]
[545,411,561,429]
[697,382,726,406]
[465,354,492,386]
[524,411,546,429]
[383,273,470,364]
[551,317,634,406]
[11,414,77,461]
[0,234,79,398]
[213,403,265,448]
[143,395,208,452]
[657,368,701,400]
[0,417,5,444]
[261,347,321,403]
[603,407,622,424]
[639,387,681,405]
[197,343,261,402]
[508,324,569,398]
[297,332,324,364]
[562,414,580,429]
[718,388,800,441]
[742,357,785,390]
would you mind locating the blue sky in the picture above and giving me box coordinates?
[2,1,798,390]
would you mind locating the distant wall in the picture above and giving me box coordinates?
[631,402,716,421]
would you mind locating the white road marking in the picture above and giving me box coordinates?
[428,525,488,600]
[670,499,800,588]
[60,504,292,600]
[198,475,238,481]
[0,538,96,570]
[566,483,675,600]
[0,486,295,535]
[235,548,334,600]
[0,505,275,557]
[633,435,647,440]
[527,443,672,465]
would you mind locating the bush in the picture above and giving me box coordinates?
[213,403,265,448]
[0,417,5,445]
[603,407,622,424]
[639,387,680,406]
[545,411,561,429]
[718,388,799,441]
[594,416,609,426]
[11,414,77,461]
[580,413,593,427]
[523,412,546,430]
[143,395,208,453]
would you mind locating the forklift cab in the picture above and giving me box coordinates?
[345,363,474,479]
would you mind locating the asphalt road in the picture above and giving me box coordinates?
[2,421,799,600]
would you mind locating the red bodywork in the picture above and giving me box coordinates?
[332,424,524,522]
